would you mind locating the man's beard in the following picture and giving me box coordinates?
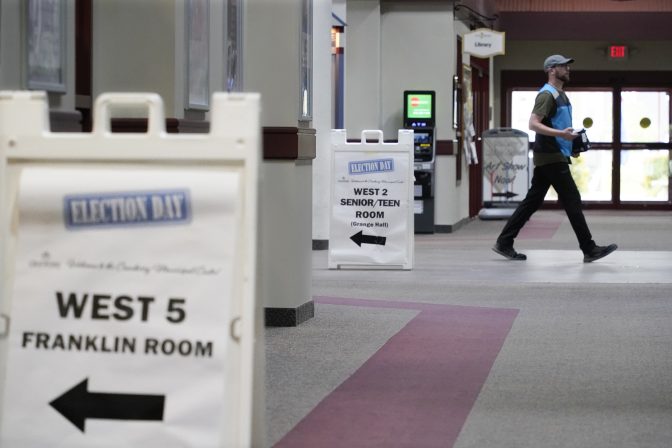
[558,73,570,83]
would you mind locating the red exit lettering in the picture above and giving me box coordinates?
[609,45,627,59]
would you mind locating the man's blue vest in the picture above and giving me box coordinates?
[538,83,573,157]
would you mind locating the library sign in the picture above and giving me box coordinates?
[463,28,505,58]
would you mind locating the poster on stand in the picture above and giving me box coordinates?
[481,128,530,206]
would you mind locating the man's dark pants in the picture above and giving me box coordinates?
[496,162,596,253]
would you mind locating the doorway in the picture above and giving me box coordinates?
[502,70,672,210]
[468,57,489,217]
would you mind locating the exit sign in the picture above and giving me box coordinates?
[609,45,628,59]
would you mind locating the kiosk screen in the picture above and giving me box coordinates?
[403,91,435,127]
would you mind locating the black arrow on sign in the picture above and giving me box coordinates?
[49,378,165,432]
[350,230,387,247]
[492,191,518,198]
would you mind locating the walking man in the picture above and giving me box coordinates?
[492,54,617,263]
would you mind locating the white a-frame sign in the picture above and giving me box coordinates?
[0,91,261,447]
[329,130,414,270]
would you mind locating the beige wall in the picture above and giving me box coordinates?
[312,0,335,242]
[92,0,231,119]
[0,0,22,89]
[345,0,382,136]
[380,2,454,140]
[493,40,672,128]
[244,0,304,127]
[344,0,472,227]
[93,0,180,117]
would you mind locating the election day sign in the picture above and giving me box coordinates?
[0,92,260,448]
[328,130,414,269]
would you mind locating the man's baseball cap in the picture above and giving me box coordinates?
[544,54,575,71]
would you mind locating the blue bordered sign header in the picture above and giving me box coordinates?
[348,158,394,175]
[63,189,191,228]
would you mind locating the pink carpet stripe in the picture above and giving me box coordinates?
[274,297,519,448]
[518,214,563,239]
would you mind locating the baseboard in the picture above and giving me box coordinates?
[435,217,471,233]
[312,239,329,250]
[265,300,315,327]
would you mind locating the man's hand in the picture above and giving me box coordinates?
[530,114,578,141]
[558,127,577,141]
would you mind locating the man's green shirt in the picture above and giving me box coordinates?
[531,90,571,166]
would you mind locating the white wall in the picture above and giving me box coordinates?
[311,0,334,243]
[434,155,458,225]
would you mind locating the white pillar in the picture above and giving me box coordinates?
[311,0,334,247]
[244,0,316,325]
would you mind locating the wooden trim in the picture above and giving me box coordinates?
[108,118,209,134]
[348,139,388,143]
[263,127,316,160]
[456,36,463,181]
[104,121,318,161]
[435,139,454,156]
[498,12,672,41]
[75,0,92,97]
[75,0,92,132]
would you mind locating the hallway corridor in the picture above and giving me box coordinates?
[266,210,672,447]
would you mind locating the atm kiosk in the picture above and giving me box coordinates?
[403,90,435,233]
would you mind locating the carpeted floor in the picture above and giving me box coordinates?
[266,210,672,447]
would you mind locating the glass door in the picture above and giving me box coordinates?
[510,88,671,207]
[619,90,670,203]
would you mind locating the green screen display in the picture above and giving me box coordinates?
[406,94,433,119]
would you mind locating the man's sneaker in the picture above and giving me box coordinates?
[583,243,618,263]
[492,243,527,260]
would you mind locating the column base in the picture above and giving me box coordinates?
[265,300,315,327]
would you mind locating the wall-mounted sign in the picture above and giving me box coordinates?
[463,28,505,58]
[608,45,628,60]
